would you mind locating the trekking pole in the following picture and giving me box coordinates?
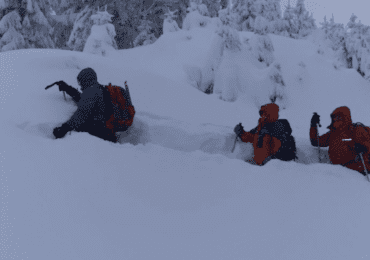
[317,127,321,162]
[359,152,370,182]
[231,135,239,153]
[316,119,322,162]
[232,123,242,153]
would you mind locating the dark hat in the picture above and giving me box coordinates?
[77,68,98,91]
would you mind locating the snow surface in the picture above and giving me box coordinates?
[1,23,370,259]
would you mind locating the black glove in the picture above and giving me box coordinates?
[56,81,70,92]
[234,123,244,138]
[53,124,71,139]
[354,143,368,154]
[311,112,321,127]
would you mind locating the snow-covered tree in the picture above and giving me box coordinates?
[67,5,94,51]
[0,0,55,52]
[254,16,269,35]
[187,0,210,16]
[282,0,297,38]
[134,16,157,47]
[217,25,241,52]
[182,0,211,30]
[254,0,282,33]
[320,15,329,36]
[318,14,351,69]
[325,15,346,51]
[251,29,275,66]
[217,5,241,52]
[293,0,316,38]
[0,11,26,51]
[344,14,370,78]
[268,62,286,107]
[202,0,221,17]
[231,0,283,34]
[22,0,55,48]
[231,0,257,31]
[163,8,180,34]
[83,7,118,56]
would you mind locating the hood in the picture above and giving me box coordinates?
[260,103,279,123]
[327,106,353,130]
[77,68,98,91]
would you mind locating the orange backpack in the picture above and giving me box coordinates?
[105,81,135,132]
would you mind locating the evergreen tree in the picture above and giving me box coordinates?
[134,16,157,47]
[231,0,283,33]
[282,0,297,37]
[0,0,55,52]
[320,15,329,36]
[0,10,26,51]
[83,6,118,56]
[218,3,236,28]
[163,8,180,34]
[217,6,241,52]
[67,5,94,51]
[345,14,370,76]
[202,0,221,17]
[188,0,210,16]
[293,0,316,38]
[231,0,257,31]
[252,16,275,66]
[183,0,211,30]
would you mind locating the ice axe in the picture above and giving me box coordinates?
[45,81,67,101]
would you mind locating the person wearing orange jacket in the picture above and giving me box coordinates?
[310,106,370,176]
[234,103,297,165]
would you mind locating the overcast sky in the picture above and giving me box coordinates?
[280,0,370,27]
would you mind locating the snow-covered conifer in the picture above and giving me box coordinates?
[0,10,26,51]
[217,25,241,52]
[217,5,241,52]
[320,15,329,36]
[182,0,211,30]
[282,0,297,37]
[218,4,236,28]
[134,17,157,47]
[254,16,268,35]
[293,0,316,38]
[187,0,210,16]
[83,7,118,56]
[344,14,370,78]
[67,5,94,51]
[251,31,275,66]
[268,62,286,107]
[163,8,180,34]
[0,0,55,51]
[231,0,283,33]
[231,0,256,31]
[202,0,221,17]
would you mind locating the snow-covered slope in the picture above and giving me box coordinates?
[1,23,370,259]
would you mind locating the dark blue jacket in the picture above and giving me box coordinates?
[63,83,110,132]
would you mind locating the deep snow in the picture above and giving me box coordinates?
[1,23,370,260]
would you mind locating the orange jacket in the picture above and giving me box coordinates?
[310,106,370,174]
[240,103,282,165]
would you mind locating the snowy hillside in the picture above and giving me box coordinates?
[1,23,370,260]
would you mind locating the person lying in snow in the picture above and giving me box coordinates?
[234,103,297,165]
[52,67,135,143]
[310,106,370,176]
